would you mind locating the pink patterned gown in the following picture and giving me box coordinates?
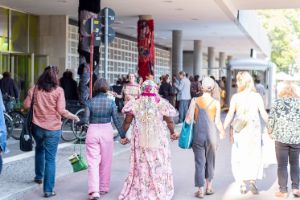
[119,97,177,200]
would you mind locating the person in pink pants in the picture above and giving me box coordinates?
[82,78,125,200]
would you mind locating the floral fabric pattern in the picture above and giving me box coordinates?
[119,97,176,200]
[268,98,300,144]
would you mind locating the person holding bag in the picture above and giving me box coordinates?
[80,78,126,200]
[223,71,268,195]
[24,66,79,198]
[191,77,225,198]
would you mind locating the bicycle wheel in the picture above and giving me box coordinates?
[4,113,14,139]
[61,118,77,142]
[72,108,87,140]
[10,111,25,140]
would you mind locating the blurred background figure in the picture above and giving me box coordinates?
[190,75,202,98]
[255,78,266,105]
[174,71,191,123]
[112,78,124,112]
[159,75,173,104]
[0,72,19,112]
[60,70,79,101]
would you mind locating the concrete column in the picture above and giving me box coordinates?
[207,47,215,76]
[219,52,226,78]
[172,30,183,76]
[193,40,202,77]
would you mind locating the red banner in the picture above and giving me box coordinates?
[137,19,155,80]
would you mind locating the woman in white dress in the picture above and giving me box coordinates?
[223,71,268,195]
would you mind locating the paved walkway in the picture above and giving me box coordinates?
[18,130,291,200]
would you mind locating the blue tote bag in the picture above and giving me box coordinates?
[178,98,196,149]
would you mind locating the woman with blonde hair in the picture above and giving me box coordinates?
[268,81,300,198]
[223,71,268,195]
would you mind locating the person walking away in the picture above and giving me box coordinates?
[191,75,202,98]
[159,75,173,104]
[255,78,265,105]
[190,77,225,198]
[0,89,7,174]
[118,80,179,200]
[0,72,19,112]
[24,66,79,198]
[223,71,268,195]
[174,71,191,123]
[59,70,79,101]
[81,78,126,200]
[268,81,300,198]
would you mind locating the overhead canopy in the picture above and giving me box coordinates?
[229,58,275,71]
[0,0,271,58]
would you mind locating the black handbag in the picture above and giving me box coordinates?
[20,88,36,152]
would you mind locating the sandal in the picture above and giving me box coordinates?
[249,182,259,195]
[240,184,247,194]
[292,189,300,198]
[194,191,204,198]
[205,188,214,195]
[275,191,289,198]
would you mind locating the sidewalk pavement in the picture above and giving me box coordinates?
[0,141,129,200]
[17,127,289,200]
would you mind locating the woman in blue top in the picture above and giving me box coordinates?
[0,89,7,174]
[83,78,125,200]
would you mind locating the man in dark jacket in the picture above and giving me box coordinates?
[0,72,19,99]
[60,70,79,101]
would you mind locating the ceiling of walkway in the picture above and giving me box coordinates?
[1,0,299,58]
[233,0,300,9]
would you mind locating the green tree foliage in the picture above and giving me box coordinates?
[258,10,300,72]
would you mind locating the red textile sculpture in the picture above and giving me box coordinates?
[137,19,155,81]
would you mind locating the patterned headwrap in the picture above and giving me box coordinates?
[141,80,158,96]
[141,80,161,103]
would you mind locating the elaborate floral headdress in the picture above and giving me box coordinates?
[141,80,159,96]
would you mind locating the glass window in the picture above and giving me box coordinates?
[0,7,9,52]
[29,15,38,53]
[11,10,28,52]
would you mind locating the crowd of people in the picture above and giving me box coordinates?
[0,66,299,200]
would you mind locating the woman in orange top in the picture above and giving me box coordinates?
[24,66,79,198]
[188,76,225,198]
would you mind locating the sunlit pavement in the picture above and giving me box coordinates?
[18,121,292,200]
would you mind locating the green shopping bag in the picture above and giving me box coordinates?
[68,140,88,172]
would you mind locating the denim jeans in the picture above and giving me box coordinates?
[0,153,2,174]
[32,124,61,193]
[275,141,300,192]
[179,100,190,123]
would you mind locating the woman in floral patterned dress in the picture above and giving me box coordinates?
[119,80,179,200]
[122,73,141,105]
